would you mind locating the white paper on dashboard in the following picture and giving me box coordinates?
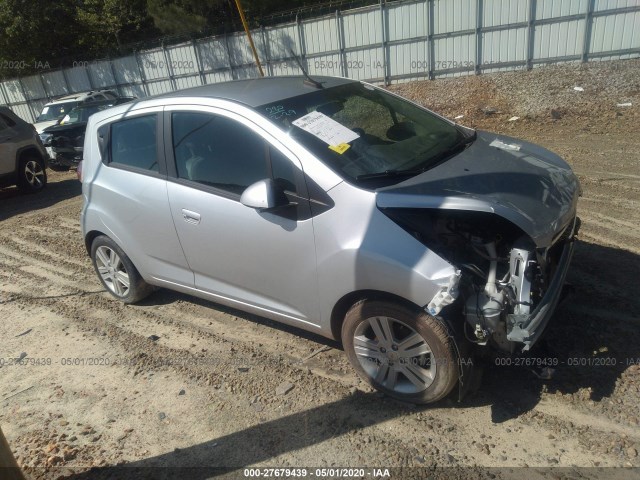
[292,111,359,146]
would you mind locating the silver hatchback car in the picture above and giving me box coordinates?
[81,76,580,404]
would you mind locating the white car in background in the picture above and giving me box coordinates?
[34,90,119,133]
[33,90,119,159]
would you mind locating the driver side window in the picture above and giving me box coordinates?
[172,112,298,196]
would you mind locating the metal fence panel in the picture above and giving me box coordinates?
[145,79,173,96]
[21,75,46,100]
[437,35,476,76]
[111,56,142,87]
[343,9,383,48]
[536,0,583,19]
[65,66,92,92]
[594,0,639,12]
[387,1,428,39]
[590,11,640,53]
[534,20,585,59]
[40,71,68,97]
[482,0,528,27]
[303,16,340,55]
[1,0,639,122]
[9,103,33,121]
[88,60,117,89]
[198,38,232,72]
[433,0,476,33]
[167,43,200,78]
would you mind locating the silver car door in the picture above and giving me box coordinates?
[164,107,321,328]
[89,110,193,286]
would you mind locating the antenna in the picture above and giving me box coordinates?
[288,49,324,89]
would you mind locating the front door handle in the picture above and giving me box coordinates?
[181,209,201,225]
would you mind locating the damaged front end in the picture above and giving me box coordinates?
[383,208,580,353]
[376,131,581,353]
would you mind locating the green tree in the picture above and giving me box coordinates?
[77,0,159,54]
[0,0,84,75]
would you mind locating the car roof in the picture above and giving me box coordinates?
[45,90,115,106]
[156,76,356,108]
[70,100,117,110]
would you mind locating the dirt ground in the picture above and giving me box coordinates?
[1,61,639,480]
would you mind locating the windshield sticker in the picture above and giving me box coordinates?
[266,105,296,120]
[292,111,359,147]
[489,139,521,152]
[41,107,49,114]
[328,143,350,154]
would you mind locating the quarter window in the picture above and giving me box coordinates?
[172,112,297,196]
[110,115,158,172]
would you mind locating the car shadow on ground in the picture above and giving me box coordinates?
[0,175,81,222]
[58,392,447,479]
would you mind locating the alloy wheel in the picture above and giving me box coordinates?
[95,246,130,297]
[353,316,436,394]
[24,160,45,189]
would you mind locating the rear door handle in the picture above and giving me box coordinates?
[181,209,201,225]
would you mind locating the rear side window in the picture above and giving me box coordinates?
[110,115,158,172]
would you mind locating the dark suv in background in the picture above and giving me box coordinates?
[0,106,48,193]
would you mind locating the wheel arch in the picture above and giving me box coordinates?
[330,289,421,342]
[15,145,46,170]
[84,229,106,255]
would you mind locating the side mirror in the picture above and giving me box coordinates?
[240,179,289,210]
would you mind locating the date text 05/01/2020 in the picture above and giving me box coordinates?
[243,468,391,478]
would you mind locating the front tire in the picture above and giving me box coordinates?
[17,156,47,193]
[90,235,152,304]
[342,300,458,404]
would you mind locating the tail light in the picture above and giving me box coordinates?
[76,161,83,182]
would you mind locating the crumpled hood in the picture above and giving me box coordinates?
[376,131,581,247]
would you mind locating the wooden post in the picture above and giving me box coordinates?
[0,427,26,480]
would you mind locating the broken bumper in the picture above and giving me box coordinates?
[506,232,577,351]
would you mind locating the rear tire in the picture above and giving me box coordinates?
[342,300,458,404]
[90,235,153,304]
[17,156,47,193]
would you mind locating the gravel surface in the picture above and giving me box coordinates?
[1,59,639,479]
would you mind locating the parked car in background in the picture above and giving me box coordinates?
[0,106,48,192]
[80,76,580,404]
[33,90,119,134]
[41,97,135,171]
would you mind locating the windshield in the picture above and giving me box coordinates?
[257,82,469,186]
[60,104,110,125]
[36,101,79,122]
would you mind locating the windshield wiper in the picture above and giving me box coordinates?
[356,168,426,181]
[417,130,476,168]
